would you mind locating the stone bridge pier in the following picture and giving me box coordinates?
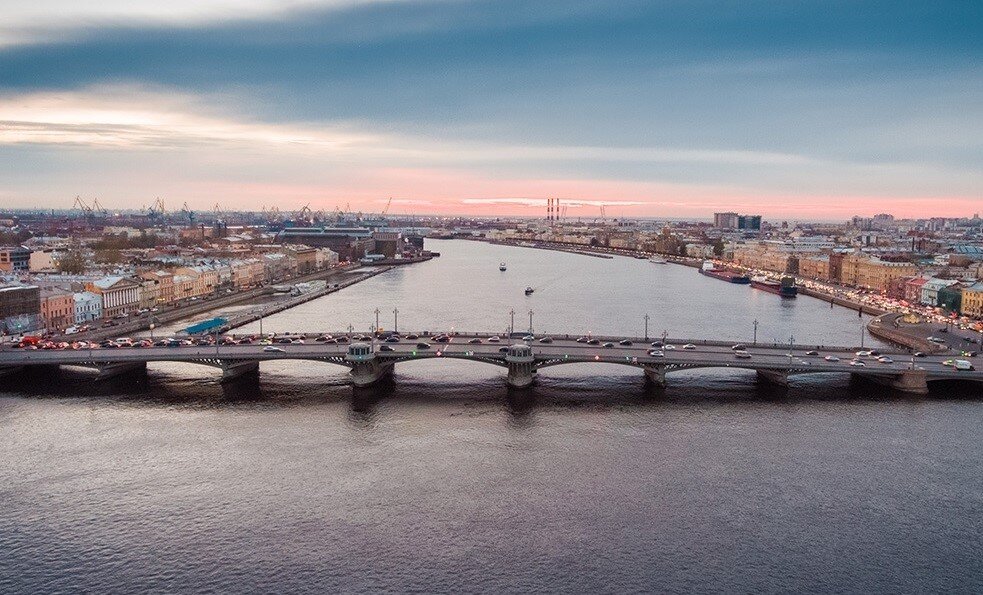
[346,343,392,388]
[643,365,667,389]
[221,360,260,383]
[506,344,535,389]
[865,369,929,395]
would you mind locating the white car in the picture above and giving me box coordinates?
[824,356,840,362]
[647,350,665,358]
[855,350,872,357]
[849,360,866,367]
[263,346,285,353]
[877,356,894,364]
[734,351,752,359]
[664,344,676,350]
[682,344,696,350]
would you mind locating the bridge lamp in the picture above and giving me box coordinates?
[595,355,600,360]
[412,350,417,356]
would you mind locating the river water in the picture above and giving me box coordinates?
[1,239,981,593]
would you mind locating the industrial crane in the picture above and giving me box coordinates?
[381,196,393,217]
[181,202,196,226]
[72,195,93,218]
[90,198,109,217]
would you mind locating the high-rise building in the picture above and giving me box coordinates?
[713,212,739,229]
[738,215,762,231]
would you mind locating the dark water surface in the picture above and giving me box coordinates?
[2,240,981,593]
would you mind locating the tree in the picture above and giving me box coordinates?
[57,250,87,274]
[94,248,123,264]
[712,238,726,257]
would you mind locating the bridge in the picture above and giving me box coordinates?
[1,332,980,395]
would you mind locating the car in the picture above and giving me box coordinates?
[468,338,482,344]
[602,342,614,348]
[805,350,819,356]
[877,356,894,364]
[663,344,676,350]
[942,359,956,367]
[522,335,535,341]
[734,351,752,359]
[927,337,946,344]
[416,342,431,349]
[576,336,589,343]
[385,336,401,343]
[324,338,338,344]
[682,344,696,350]
[587,338,601,345]
[849,360,866,367]
[650,341,663,348]
[869,350,881,356]
[405,334,419,340]
[498,346,509,353]
[335,336,349,344]
[731,344,747,351]
[434,335,450,343]
[824,356,840,362]
[938,327,948,333]
[263,346,285,353]
[647,349,665,357]
[379,345,395,352]
[954,360,975,371]
[314,335,332,342]
[618,339,632,346]
[855,350,872,357]
[538,337,553,344]
[486,336,500,343]
[913,351,926,357]
[276,337,292,344]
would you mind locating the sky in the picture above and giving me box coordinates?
[0,0,980,220]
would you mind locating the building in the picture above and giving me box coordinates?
[839,253,918,291]
[372,231,402,258]
[798,255,831,280]
[285,246,319,274]
[278,227,375,261]
[138,271,175,309]
[85,276,141,318]
[29,249,61,273]
[0,284,41,335]
[962,282,983,319]
[39,287,75,332]
[921,278,959,307]
[738,215,762,232]
[73,291,102,324]
[714,212,739,229]
[904,277,928,304]
[0,246,30,273]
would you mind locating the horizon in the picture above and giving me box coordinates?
[1,1,981,218]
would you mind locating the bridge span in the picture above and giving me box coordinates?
[2,332,980,395]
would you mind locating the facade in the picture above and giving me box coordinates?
[0,284,41,335]
[732,244,795,274]
[962,283,983,319]
[29,249,61,273]
[904,277,928,304]
[738,215,762,231]
[39,287,75,331]
[278,227,375,261]
[937,285,962,314]
[713,212,739,229]
[0,246,31,273]
[798,255,830,280]
[839,253,918,291]
[231,259,264,288]
[138,271,175,308]
[73,291,102,323]
[921,278,959,307]
[86,276,141,318]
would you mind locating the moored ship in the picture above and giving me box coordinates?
[699,262,750,284]
[750,275,798,298]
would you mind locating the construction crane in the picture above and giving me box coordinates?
[599,204,607,223]
[381,196,393,217]
[181,202,196,226]
[90,198,109,217]
[147,197,166,223]
[72,195,93,218]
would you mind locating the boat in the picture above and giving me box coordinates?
[499,262,507,271]
[524,286,535,295]
[649,256,668,264]
[750,275,797,298]
[698,262,750,284]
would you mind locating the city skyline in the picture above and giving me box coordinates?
[1,1,981,218]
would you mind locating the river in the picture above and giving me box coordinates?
[1,239,981,593]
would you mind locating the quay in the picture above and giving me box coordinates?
[2,331,979,395]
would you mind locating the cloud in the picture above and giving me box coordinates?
[460,198,649,208]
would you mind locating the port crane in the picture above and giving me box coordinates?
[72,195,93,218]
[181,202,196,226]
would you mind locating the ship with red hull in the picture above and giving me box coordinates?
[699,262,750,284]
[750,275,798,298]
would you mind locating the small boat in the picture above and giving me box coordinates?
[524,286,534,295]
[499,262,507,271]
[649,256,667,264]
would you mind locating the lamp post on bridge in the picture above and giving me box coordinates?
[509,309,515,338]
[644,314,650,341]
[374,308,380,334]
[753,319,759,345]
[662,329,668,346]
[528,310,534,335]
[393,307,398,334]
[788,335,794,367]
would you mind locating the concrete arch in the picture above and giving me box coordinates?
[381,353,509,369]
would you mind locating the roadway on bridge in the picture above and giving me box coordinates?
[1,335,978,381]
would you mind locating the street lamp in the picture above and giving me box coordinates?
[644,314,650,341]
[374,308,380,333]
[393,307,399,334]
[528,310,534,334]
[753,319,759,345]
[510,309,515,337]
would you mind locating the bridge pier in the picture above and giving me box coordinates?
[346,342,393,388]
[644,365,666,389]
[865,369,929,395]
[95,362,147,380]
[0,366,24,379]
[756,369,789,388]
[221,360,260,383]
[506,344,535,389]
